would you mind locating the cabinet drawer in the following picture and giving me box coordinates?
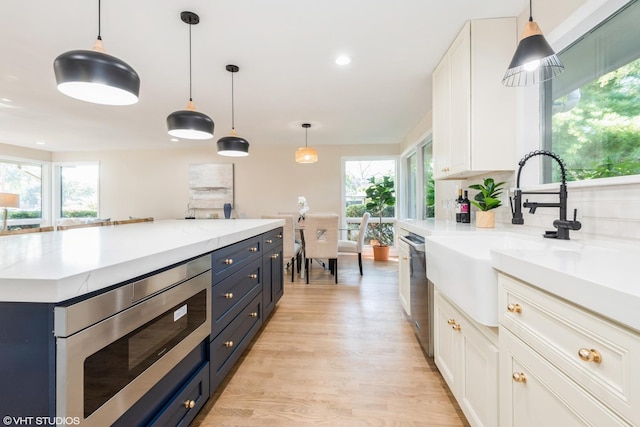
[263,227,283,251]
[500,329,628,427]
[211,236,262,283]
[210,292,263,392]
[149,361,210,427]
[211,258,262,338]
[499,274,640,426]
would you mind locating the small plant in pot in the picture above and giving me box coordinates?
[365,176,396,260]
[468,178,505,228]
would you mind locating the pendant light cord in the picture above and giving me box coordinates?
[305,127,308,148]
[188,22,193,101]
[528,0,533,22]
[231,71,235,130]
[97,0,102,40]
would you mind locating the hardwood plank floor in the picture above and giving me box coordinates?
[193,255,469,426]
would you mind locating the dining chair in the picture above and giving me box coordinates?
[56,218,113,230]
[112,217,154,225]
[338,212,370,275]
[262,214,302,282]
[0,226,54,236]
[303,213,339,284]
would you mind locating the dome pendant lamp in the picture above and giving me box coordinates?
[295,123,318,164]
[502,0,564,86]
[166,12,214,140]
[53,0,140,105]
[217,65,250,156]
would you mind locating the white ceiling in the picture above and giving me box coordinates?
[0,0,526,152]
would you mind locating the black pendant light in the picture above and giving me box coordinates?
[217,65,250,157]
[502,0,564,86]
[295,123,318,163]
[166,12,214,140]
[54,0,140,105]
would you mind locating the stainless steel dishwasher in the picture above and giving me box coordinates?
[399,232,433,358]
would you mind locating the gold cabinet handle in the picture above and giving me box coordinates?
[271,253,279,259]
[184,400,195,409]
[266,239,273,244]
[277,234,283,239]
[225,340,234,348]
[578,348,602,363]
[512,372,527,383]
[250,312,258,318]
[224,258,234,265]
[452,324,461,332]
[402,256,409,260]
[507,303,522,314]
[224,292,233,299]
[447,319,456,325]
[249,247,258,252]
[249,273,258,279]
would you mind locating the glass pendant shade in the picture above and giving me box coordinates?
[217,130,250,157]
[502,20,564,86]
[295,123,317,163]
[295,147,318,163]
[167,101,214,139]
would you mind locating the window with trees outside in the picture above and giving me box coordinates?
[541,0,640,183]
[0,160,44,229]
[57,163,99,219]
[343,159,397,246]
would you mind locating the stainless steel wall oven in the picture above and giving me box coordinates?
[54,254,211,426]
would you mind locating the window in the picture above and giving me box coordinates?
[343,158,397,245]
[401,138,434,220]
[406,153,417,219]
[423,142,435,219]
[542,0,640,183]
[0,159,44,229]
[57,163,99,218]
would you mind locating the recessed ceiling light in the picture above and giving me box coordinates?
[36,141,46,145]
[335,55,351,66]
[170,138,179,142]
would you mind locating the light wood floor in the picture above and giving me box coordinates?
[192,255,470,426]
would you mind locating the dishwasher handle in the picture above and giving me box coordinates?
[399,235,425,252]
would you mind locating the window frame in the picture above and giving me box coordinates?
[52,161,101,223]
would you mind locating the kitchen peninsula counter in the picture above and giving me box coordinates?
[0,219,284,303]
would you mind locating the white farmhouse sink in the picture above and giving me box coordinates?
[425,232,571,326]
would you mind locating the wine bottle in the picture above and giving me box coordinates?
[455,188,463,223]
[461,190,471,223]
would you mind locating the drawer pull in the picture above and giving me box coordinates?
[224,292,234,299]
[452,324,461,332]
[249,247,258,252]
[249,273,258,279]
[266,239,273,244]
[224,258,234,265]
[507,303,522,314]
[250,312,258,318]
[184,400,195,409]
[271,253,279,259]
[512,372,527,383]
[447,319,456,325]
[277,234,283,239]
[225,340,234,348]
[578,348,602,364]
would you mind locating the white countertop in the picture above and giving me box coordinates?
[0,219,284,303]
[398,219,640,332]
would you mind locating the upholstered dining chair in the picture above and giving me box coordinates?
[338,212,370,275]
[263,215,302,282]
[303,213,339,284]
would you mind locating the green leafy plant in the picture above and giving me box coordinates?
[468,178,505,211]
[365,176,396,246]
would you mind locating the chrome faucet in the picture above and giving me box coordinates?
[510,150,581,240]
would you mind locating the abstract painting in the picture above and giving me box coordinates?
[188,164,233,209]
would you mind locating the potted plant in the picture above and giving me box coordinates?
[365,176,396,260]
[468,178,505,228]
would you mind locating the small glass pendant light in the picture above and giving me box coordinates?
[295,123,318,163]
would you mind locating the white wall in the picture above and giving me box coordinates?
[51,143,400,221]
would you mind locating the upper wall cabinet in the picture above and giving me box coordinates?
[433,18,517,180]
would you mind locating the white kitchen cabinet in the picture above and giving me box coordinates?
[432,18,517,180]
[434,289,499,427]
[398,232,411,317]
[498,273,640,427]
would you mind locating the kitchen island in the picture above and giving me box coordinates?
[0,219,285,426]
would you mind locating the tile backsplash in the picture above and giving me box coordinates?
[442,172,640,242]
